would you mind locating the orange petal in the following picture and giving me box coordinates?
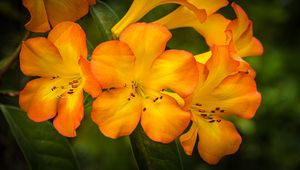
[196,116,242,164]
[91,40,135,88]
[204,46,239,88]
[22,0,50,32]
[19,78,58,122]
[48,22,87,65]
[141,94,190,143]
[120,23,171,74]
[88,0,96,5]
[208,72,261,119]
[44,0,89,27]
[189,0,228,16]
[20,37,67,77]
[91,88,143,139]
[179,123,197,155]
[53,90,84,137]
[144,50,198,97]
[79,57,101,98]
[111,0,206,37]
[238,37,264,57]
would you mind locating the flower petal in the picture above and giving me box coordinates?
[19,78,58,122]
[141,94,190,143]
[91,40,135,88]
[48,22,87,64]
[120,23,171,73]
[196,116,242,164]
[144,50,198,97]
[53,90,84,137]
[20,37,67,77]
[22,0,50,32]
[79,57,101,98]
[91,88,142,139]
[44,0,89,27]
[179,123,197,155]
[111,0,206,37]
[189,0,228,16]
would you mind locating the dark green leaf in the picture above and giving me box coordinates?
[0,105,80,170]
[90,0,119,41]
[130,125,183,170]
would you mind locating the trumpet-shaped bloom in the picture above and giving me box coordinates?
[23,0,96,32]
[111,0,207,37]
[91,23,199,143]
[180,46,261,164]
[155,0,229,45]
[19,22,101,137]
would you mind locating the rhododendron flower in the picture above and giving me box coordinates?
[23,0,96,32]
[91,23,199,143]
[19,22,100,137]
[179,46,261,164]
[111,0,207,37]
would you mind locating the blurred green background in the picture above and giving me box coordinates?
[0,0,299,170]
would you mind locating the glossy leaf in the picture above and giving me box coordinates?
[90,0,119,41]
[0,104,80,170]
[130,125,183,170]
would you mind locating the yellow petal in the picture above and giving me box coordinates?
[19,78,58,122]
[48,22,87,66]
[79,57,101,98]
[91,88,143,139]
[91,40,135,88]
[20,37,67,77]
[144,49,198,97]
[22,0,50,32]
[189,0,228,16]
[44,0,89,27]
[141,94,190,143]
[112,0,207,37]
[195,116,242,164]
[179,123,197,155]
[53,90,84,137]
[195,51,211,64]
[120,23,171,74]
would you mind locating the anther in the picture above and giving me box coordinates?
[200,114,207,117]
[216,107,220,110]
[131,93,135,97]
[220,110,225,113]
[161,89,165,92]
[153,97,159,102]
[127,98,131,101]
[159,96,163,99]
[211,110,215,113]
[51,86,57,91]
[209,120,215,123]
[143,108,146,112]
[72,84,78,88]
[196,103,202,106]
[217,120,221,123]
[73,80,79,83]
[67,91,74,94]
[198,109,205,113]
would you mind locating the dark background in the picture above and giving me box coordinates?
[0,0,299,169]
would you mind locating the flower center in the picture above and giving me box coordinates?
[190,103,224,123]
[50,74,82,98]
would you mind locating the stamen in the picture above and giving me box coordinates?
[216,107,220,110]
[159,96,163,99]
[131,93,135,97]
[143,108,146,112]
[196,103,202,106]
[209,120,215,123]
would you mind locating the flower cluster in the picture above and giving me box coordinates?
[20,0,263,164]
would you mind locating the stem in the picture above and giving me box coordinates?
[130,124,183,170]
[0,31,30,79]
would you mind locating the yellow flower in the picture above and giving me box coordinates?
[179,46,261,164]
[22,0,96,32]
[91,23,199,143]
[19,22,101,137]
[111,0,207,37]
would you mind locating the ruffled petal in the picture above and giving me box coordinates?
[44,0,89,27]
[20,37,67,77]
[53,90,84,137]
[195,116,242,164]
[141,94,190,143]
[22,0,50,32]
[19,78,58,122]
[144,50,198,97]
[79,58,101,98]
[179,123,197,155]
[120,23,171,74]
[189,0,228,16]
[91,88,143,138]
[48,22,87,65]
[111,0,206,37]
[91,40,135,88]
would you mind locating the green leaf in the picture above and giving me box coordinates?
[0,105,80,170]
[90,0,119,41]
[130,125,183,170]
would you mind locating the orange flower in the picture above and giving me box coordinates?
[91,23,199,143]
[111,0,207,37]
[19,22,101,137]
[23,0,96,32]
[179,46,261,164]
